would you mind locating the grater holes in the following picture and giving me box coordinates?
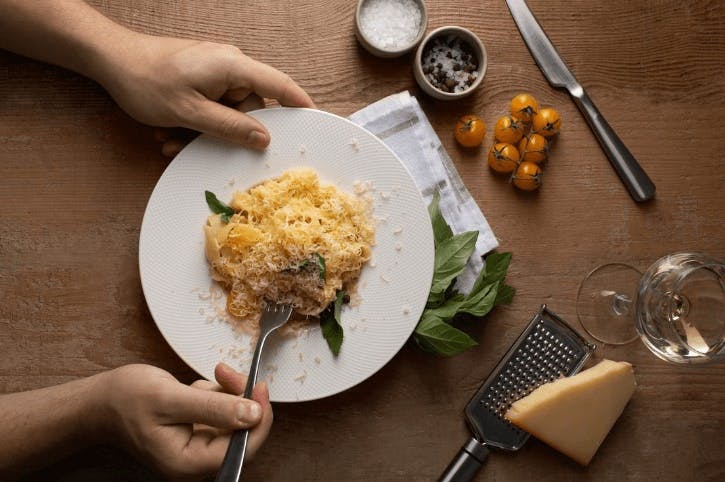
[477,316,592,441]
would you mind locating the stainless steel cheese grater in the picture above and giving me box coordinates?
[439,305,595,482]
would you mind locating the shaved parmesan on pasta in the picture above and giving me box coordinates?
[204,168,375,334]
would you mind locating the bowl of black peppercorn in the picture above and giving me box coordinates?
[414,26,487,100]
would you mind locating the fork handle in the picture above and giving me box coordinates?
[215,332,268,482]
[216,429,251,482]
[438,438,490,482]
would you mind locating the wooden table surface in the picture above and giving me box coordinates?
[1,0,724,480]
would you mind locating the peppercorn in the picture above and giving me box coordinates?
[420,35,479,94]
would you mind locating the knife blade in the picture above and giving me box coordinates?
[506,0,656,202]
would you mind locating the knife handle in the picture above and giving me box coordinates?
[569,88,656,202]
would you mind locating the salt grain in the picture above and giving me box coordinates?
[360,0,422,50]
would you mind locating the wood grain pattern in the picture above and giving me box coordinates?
[1,0,724,480]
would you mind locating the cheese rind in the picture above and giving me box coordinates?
[505,359,636,466]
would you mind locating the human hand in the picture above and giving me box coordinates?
[99,363,272,481]
[96,33,315,155]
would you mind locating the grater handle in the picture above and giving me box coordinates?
[438,438,489,482]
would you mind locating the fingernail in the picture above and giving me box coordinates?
[238,401,261,421]
[246,130,267,148]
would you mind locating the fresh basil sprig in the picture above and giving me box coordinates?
[320,290,345,356]
[414,191,515,356]
[205,190,235,223]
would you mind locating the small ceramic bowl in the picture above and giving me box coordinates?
[354,0,428,58]
[414,26,487,100]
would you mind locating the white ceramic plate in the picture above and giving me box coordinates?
[139,108,434,402]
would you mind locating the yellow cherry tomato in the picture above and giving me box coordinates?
[510,93,539,123]
[454,114,487,147]
[494,115,526,144]
[532,107,562,137]
[488,142,520,174]
[518,133,549,164]
[512,161,543,191]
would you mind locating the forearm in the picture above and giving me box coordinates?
[0,372,110,478]
[0,0,137,84]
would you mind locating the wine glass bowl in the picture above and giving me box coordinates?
[577,252,725,365]
[635,252,725,364]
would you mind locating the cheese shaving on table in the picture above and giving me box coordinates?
[204,168,375,335]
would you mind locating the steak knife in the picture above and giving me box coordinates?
[506,0,656,202]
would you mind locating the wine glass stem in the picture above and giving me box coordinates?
[611,293,633,316]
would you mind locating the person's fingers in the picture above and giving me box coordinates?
[160,384,262,429]
[246,381,274,460]
[228,56,315,108]
[221,87,253,105]
[176,381,273,475]
[180,99,270,149]
[179,431,233,475]
[190,379,219,391]
[158,94,263,157]
[214,362,249,395]
[236,93,265,113]
[251,380,270,406]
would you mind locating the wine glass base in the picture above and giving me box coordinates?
[576,263,643,345]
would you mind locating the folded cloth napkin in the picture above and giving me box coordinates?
[349,91,498,293]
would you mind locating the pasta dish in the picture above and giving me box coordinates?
[204,168,375,333]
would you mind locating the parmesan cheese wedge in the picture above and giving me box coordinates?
[505,359,636,466]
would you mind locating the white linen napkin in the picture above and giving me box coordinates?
[349,91,499,292]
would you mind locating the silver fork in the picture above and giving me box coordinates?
[215,302,292,482]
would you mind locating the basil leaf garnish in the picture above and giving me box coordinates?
[204,190,235,223]
[320,290,345,356]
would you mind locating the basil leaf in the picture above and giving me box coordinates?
[320,290,345,356]
[459,281,499,317]
[414,311,477,356]
[424,294,465,320]
[426,289,447,308]
[428,190,453,247]
[429,231,478,295]
[494,284,516,306]
[205,190,235,223]
[472,252,512,292]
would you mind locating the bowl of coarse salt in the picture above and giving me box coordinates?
[354,0,428,58]
[414,26,487,100]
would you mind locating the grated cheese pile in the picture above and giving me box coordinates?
[204,168,375,333]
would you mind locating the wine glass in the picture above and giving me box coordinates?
[576,252,725,364]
